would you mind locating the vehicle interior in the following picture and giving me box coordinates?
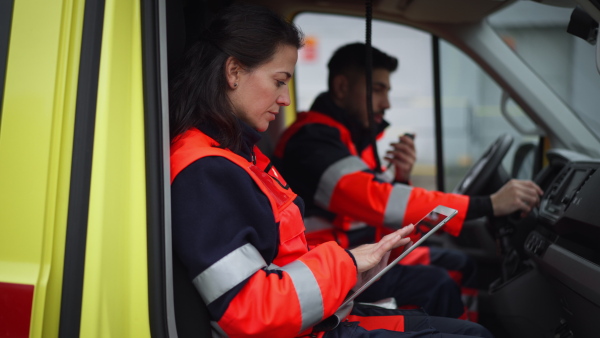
[160,0,600,337]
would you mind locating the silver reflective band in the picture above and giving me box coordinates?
[193,243,267,305]
[348,220,368,230]
[383,183,413,230]
[375,169,395,183]
[304,216,335,233]
[304,216,367,233]
[315,156,369,209]
[279,260,324,332]
[211,321,229,338]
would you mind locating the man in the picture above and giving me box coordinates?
[273,43,544,321]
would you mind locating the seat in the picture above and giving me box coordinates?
[173,254,212,337]
[167,1,229,336]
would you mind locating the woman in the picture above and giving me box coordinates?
[169,4,492,338]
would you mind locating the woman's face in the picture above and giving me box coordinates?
[228,45,298,132]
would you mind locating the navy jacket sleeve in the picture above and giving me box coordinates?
[171,156,279,319]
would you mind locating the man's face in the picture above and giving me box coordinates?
[340,68,391,129]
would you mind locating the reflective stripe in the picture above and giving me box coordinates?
[193,243,267,305]
[305,216,367,233]
[304,216,335,233]
[383,183,413,229]
[315,156,369,208]
[462,293,479,313]
[279,260,324,332]
[348,220,368,230]
[211,322,228,338]
[375,169,395,183]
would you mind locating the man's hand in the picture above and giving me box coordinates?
[385,134,416,183]
[490,179,544,217]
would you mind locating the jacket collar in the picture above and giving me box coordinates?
[201,120,261,162]
[309,92,389,152]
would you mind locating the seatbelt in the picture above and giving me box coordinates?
[365,0,383,173]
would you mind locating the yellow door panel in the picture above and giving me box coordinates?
[0,0,84,336]
[79,0,151,336]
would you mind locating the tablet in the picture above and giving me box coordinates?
[339,205,458,309]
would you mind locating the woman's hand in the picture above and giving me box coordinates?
[349,224,414,273]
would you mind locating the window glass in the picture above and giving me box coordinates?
[294,13,437,189]
[489,2,600,141]
[439,41,540,191]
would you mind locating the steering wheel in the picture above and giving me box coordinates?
[452,133,514,195]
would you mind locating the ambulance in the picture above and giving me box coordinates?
[1,0,599,337]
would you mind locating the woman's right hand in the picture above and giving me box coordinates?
[349,224,414,273]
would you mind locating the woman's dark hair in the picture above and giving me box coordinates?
[169,4,303,151]
[327,42,398,91]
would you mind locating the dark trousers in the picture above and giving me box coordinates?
[354,263,465,318]
[347,228,478,320]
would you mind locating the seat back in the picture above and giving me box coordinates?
[167,2,240,336]
[173,254,212,337]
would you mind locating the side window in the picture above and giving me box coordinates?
[0,0,14,129]
[439,41,540,191]
[294,13,437,190]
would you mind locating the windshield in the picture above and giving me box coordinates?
[489,1,600,140]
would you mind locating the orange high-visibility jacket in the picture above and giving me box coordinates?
[274,111,470,246]
[171,128,358,337]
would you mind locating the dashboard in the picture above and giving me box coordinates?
[523,149,600,336]
[539,161,599,239]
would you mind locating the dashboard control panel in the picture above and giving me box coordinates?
[539,162,597,225]
[525,231,550,257]
[538,160,600,244]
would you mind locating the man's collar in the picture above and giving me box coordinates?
[309,92,389,150]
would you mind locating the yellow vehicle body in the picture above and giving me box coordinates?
[0,0,151,336]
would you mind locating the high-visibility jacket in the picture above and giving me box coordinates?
[274,111,470,246]
[170,128,358,337]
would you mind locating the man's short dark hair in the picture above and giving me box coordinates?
[327,42,398,90]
